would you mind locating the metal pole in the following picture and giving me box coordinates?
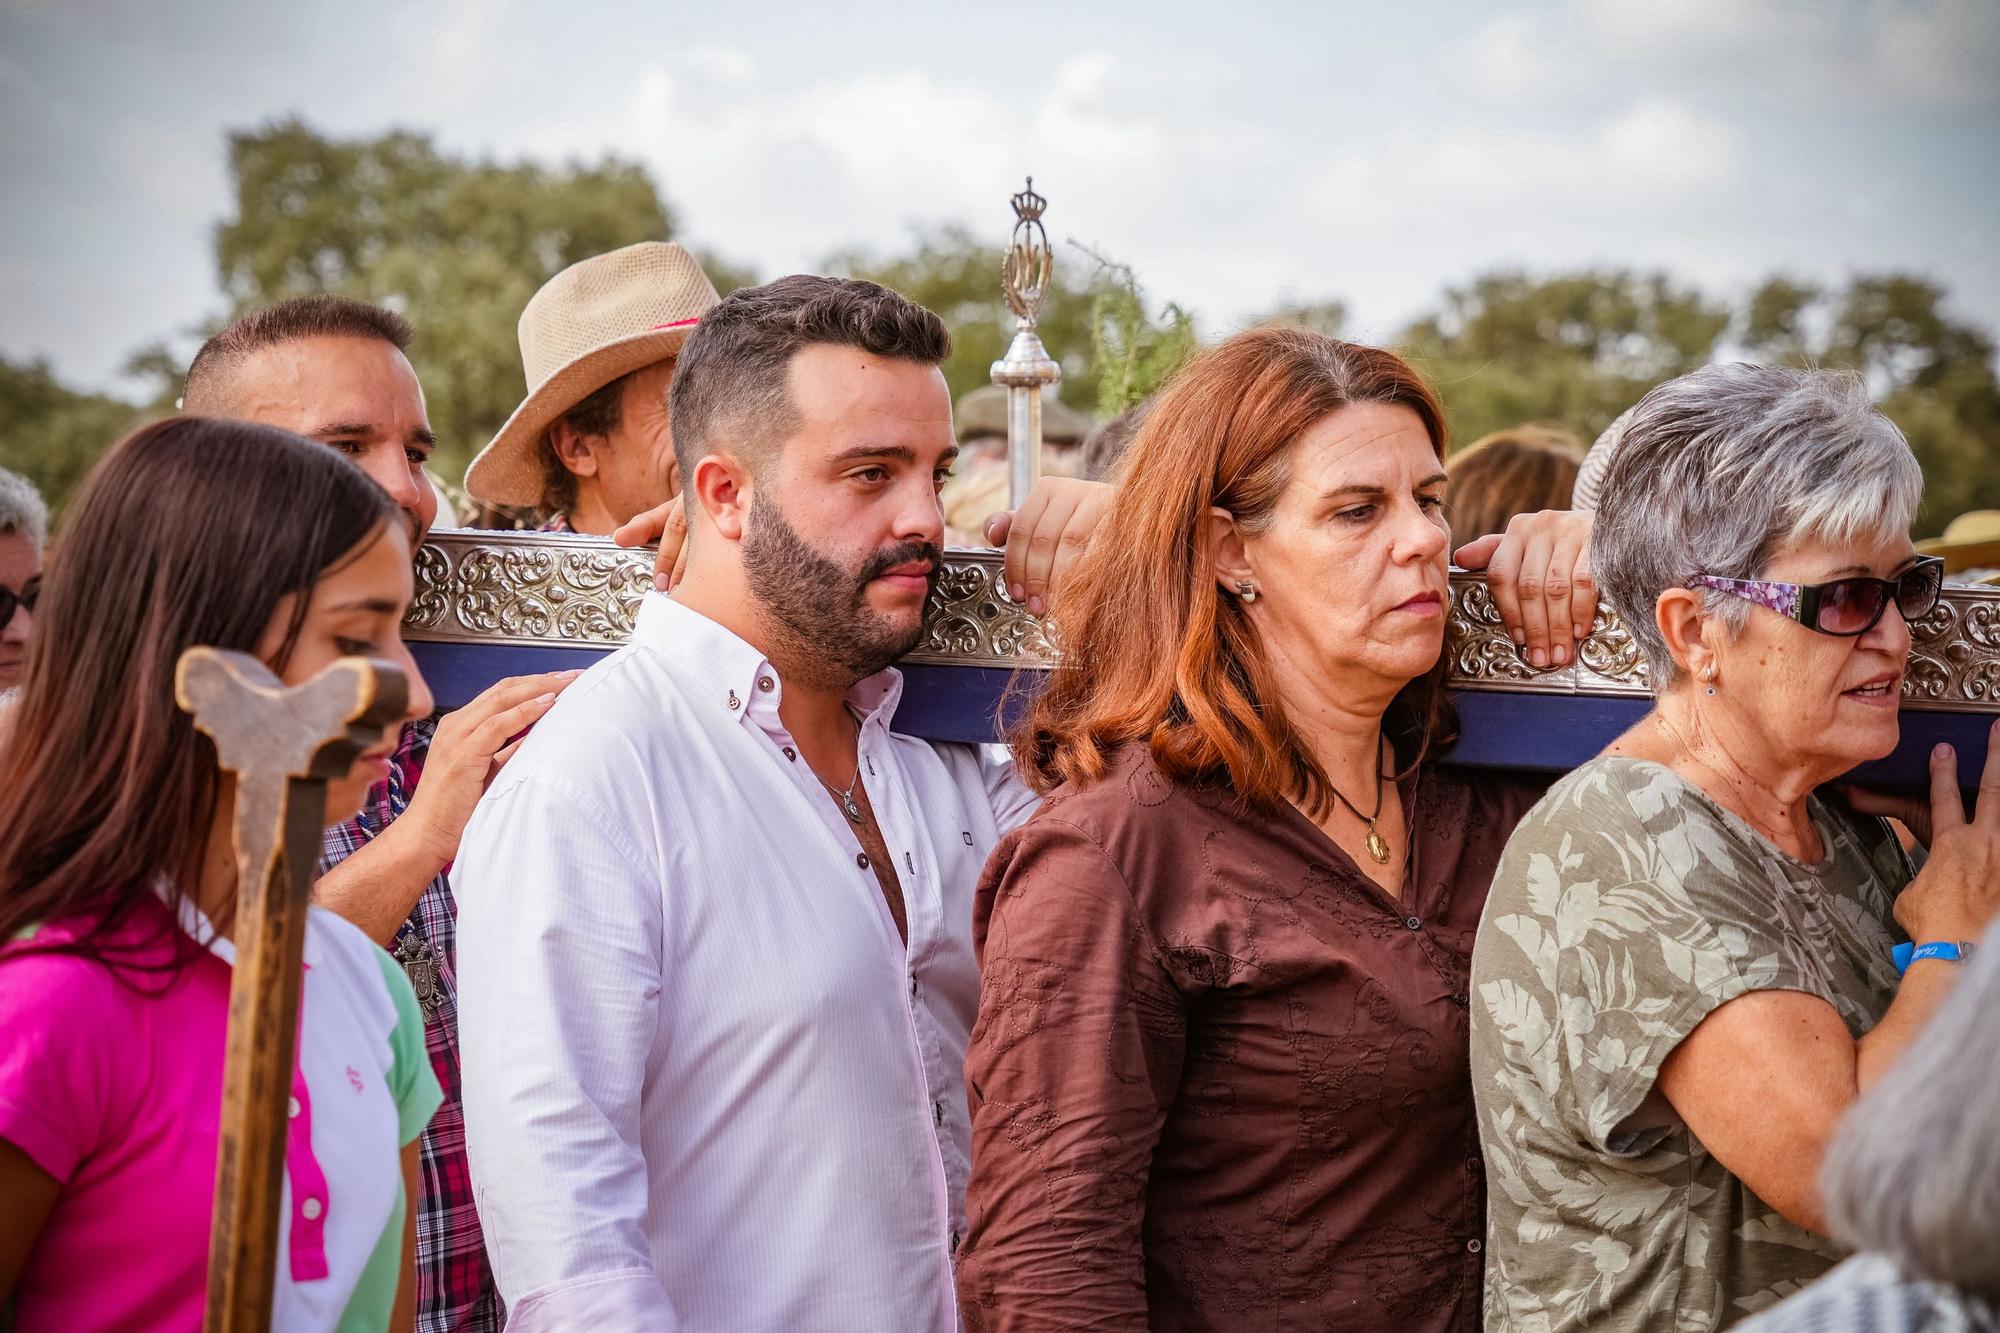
[991,178,1062,509]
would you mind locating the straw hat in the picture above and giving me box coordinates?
[954,384,1090,445]
[465,242,721,507]
[1916,509,2000,573]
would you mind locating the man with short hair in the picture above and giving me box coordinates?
[463,242,720,534]
[455,275,1036,1331]
[183,294,574,1333]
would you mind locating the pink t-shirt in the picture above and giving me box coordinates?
[0,896,439,1331]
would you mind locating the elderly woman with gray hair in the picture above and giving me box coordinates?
[0,467,46,695]
[1469,363,2000,1332]
[1738,914,2000,1331]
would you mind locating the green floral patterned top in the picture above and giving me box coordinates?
[1469,756,1911,1332]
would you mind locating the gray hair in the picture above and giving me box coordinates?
[1820,916,2000,1298]
[1592,364,1922,683]
[1569,404,1637,512]
[0,468,49,553]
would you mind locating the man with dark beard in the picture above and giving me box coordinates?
[451,276,1036,1332]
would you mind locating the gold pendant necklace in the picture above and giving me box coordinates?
[1364,825,1392,865]
[1329,738,1393,865]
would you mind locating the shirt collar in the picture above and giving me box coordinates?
[632,592,906,732]
[163,879,324,971]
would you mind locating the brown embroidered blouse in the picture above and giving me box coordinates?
[956,745,1545,1333]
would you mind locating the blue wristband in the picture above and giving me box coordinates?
[1893,940,1967,974]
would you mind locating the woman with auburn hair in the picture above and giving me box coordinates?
[0,418,439,1330]
[956,326,1581,1332]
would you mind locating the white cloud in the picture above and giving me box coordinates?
[1444,0,2000,109]
[2,1,1993,394]
[614,48,1264,285]
[604,40,1764,351]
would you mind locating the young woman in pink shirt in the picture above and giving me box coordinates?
[0,417,442,1331]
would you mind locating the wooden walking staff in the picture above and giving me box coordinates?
[175,647,408,1333]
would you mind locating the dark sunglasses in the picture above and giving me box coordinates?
[0,576,37,625]
[1687,557,1945,637]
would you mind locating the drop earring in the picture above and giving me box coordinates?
[1701,666,1717,697]
[1236,580,1258,603]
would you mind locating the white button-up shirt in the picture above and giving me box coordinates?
[455,593,1036,1332]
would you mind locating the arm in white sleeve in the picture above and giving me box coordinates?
[454,772,679,1332]
[979,742,1042,835]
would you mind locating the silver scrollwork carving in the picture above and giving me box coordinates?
[403,531,2000,713]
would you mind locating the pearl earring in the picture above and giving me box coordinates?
[1236,580,1258,603]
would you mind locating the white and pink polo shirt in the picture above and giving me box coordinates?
[0,892,440,1330]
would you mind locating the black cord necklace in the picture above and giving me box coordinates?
[1327,738,1392,864]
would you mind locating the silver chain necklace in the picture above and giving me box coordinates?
[819,766,865,824]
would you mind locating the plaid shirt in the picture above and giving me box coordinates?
[320,717,499,1333]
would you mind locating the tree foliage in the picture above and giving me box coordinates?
[1400,268,1733,455]
[1076,249,1197,417]
[1750,273,2000,532]
[0,358,145,514]
[10,121,1994,535]
[1398,268,1997,531]
[827,227,1123,416]
[211,118,680,478]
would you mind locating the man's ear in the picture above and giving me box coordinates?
[1208,506,1254,595]
[1655,587,1715,682]
[548,420,600,479]
[691,454,752,542]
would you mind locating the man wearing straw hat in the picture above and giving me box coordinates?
[1919,509,2000,585]
[466,242,722,534]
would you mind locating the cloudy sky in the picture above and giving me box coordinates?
[2,0,1996,394]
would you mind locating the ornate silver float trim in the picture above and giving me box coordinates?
[404,531,654,647]
[405,531,2000,713]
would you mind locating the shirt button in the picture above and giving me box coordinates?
[725,690,740,711]
[1451,991,1470,1007]
[910,976,919,997]
[757,675,775,693]
[857,853,870,869]
[1406,916,1423,931]
[782,747,796,761]
[1466,1238,1482,1254]
[951,1230,962,1251]
[302,1198,323,1221]
[287,1095,302,1119]
[934,1102,944,1126]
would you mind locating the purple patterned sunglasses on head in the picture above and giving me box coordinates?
[1687,556,1945,637]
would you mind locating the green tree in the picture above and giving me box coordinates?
[827,226,1122,419]
[0,357,145,514]
[1399,269,1732,453]
[1258,297,1349,340]
[1744,273,2000,532]
[1078,250,1197,417]
[212,119,679,478]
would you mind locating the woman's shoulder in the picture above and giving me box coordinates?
[1417,761,1553,834]
[304,906,406,1025]
[1513,754,1728,838]
[0,907,183,1010]
[995,744,1239,912]
[1029,742,1202,838]
[1488,755,1762,898]
[0,926,131,1012]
